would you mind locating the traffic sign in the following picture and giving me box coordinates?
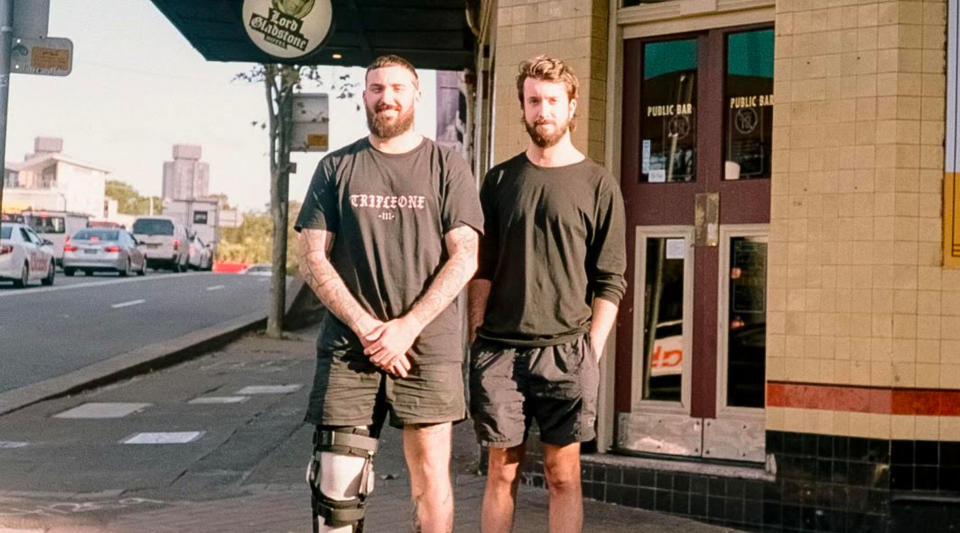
[10,36,72,76]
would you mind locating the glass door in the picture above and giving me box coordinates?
[615,27,773,462]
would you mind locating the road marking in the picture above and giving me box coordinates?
[236,384,303,395]
[205,285,225,291]
[111,299,145,309]
[55,402,151,419]
[0,441,29,449]
[0,272,216,298]
[122,431,204,444]
[189,396,249,404]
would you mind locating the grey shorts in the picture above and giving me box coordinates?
[304,345,466,429]
[469,333,600,448]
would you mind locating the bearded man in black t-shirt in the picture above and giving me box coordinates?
[468,56,627,533]
[296,55,483,533]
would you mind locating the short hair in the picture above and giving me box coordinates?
[365,55,419,88]
[515,55,579,105]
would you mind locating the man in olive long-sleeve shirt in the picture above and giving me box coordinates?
[468,56,627,533]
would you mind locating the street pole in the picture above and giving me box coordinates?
[0,0,14,216]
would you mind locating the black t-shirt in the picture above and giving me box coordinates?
[295,137,483,362]
[475,153,627,347]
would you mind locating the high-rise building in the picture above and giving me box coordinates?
[161,144,209,201]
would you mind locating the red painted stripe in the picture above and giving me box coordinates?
[767,382,960,416]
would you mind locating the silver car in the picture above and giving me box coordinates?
[63,228,147,277]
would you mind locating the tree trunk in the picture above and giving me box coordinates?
[266,65,292,338]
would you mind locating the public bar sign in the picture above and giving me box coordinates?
[242,0,333,59]
[947,0,960,266]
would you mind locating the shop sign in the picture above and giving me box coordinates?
[947,0,960,267]
[242,0,333,59]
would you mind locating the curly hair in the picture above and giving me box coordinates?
[515,55,579,105]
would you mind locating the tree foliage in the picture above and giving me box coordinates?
[216,202,302,274]
[105,180,162,215]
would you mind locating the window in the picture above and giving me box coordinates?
[724,29,775,180]
[3,170,17,187]
[73,229,120,241]
[640,237,687,401]
[725,235,767,407]
[193,211,208,224]
[24,215,65,234]
[40,165,57,188]
[133,219,174,236]
[639,39,698,183]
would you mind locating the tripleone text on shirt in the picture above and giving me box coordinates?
[349,194,427,210]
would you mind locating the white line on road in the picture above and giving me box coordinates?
[111,299,146,309]
[205,285,225,291]
[0,272,217,299]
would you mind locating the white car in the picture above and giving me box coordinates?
[132,216,189,272]
[187,233,214,271]
[0,223,56,288]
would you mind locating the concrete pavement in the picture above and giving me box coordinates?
[0,321,741,532]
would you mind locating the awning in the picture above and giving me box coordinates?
[149,0,476,70]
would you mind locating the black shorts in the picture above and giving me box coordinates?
[304,344,466,429]
[469,333,599,448]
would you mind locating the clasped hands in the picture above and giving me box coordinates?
[358,315,424,378]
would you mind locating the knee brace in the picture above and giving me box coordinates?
[307,427,379,533]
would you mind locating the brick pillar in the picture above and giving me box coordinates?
[765,0,956,528]
[768,0,948,443]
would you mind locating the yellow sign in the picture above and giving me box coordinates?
[31,47,70,71]
[944,173,960,267]
[306,134,328,150]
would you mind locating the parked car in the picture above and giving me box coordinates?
[63,228,146,277]
[0,222,56,288]
[187,233,214,271]
[132,216,189,272]
[240,263,272,276]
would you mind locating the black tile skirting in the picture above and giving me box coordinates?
[513,430,960,532]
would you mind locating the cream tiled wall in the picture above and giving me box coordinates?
[492,0,609,164]
[767,406,960,440]
[768,0,954,438]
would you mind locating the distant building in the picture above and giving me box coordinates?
[162,144,209,201]
[163,197,219,245]
[206,193,242,229]
[2,137,107,218]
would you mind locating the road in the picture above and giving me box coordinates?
[0,271,273,394]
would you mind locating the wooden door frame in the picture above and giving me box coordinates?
[616,24,774,425]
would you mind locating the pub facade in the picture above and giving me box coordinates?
[469,0,959,530]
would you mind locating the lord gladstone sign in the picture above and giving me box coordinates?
[243,0,332,59]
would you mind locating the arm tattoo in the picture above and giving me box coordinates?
[298,229,375,336]
[406,225,480,327]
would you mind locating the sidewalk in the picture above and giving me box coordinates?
[0,325,740,533]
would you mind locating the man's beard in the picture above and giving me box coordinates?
[366,102,415,139]
[524,117,569,148]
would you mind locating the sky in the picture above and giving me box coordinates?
[6,0,438,212]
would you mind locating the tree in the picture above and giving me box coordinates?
[235,64,359,337]
[105,180,162,215]
[216,201,302,273]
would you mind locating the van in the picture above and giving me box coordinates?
[132,216,189,272]
[20,210,91,266]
